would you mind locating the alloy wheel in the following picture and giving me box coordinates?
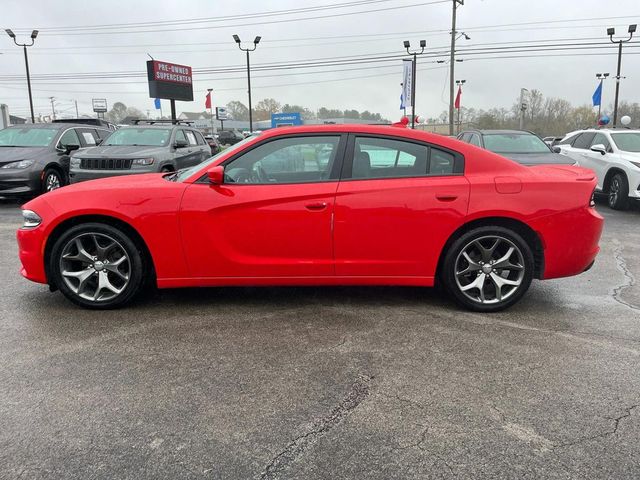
[59,232,131,302]
[454,235,525,305]
[46,172,61,192]
[609,177,620,208]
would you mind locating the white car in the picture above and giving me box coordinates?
[557,128,640,210]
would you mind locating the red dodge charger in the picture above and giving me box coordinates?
[17,124,603,311]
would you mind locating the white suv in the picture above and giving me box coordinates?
[557,129,640,210]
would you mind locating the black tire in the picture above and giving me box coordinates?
[41,167,64,194]
[441,226,534,312]
[608,172,629,211]
[49,222,146,309]
[160,165,174,173]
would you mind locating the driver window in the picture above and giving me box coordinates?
[175,130,188,145]
[224,136,340,184]
[591,133,611,153]
[58,129,80,149]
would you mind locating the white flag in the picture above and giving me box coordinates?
[402,59,413,109]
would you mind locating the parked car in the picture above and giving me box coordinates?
[17,124,602,312]
[69,124,210,184]
[53,118,118,131]
[556,128,640,210]
[0,123,112,196]
[457,129,574,166]
[217,130,245,145]
[204,135,221,155]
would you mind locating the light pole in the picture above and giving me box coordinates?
[608,24,636,126]
[403,39,426,129]
[595,73,609,121]
[5,29,38,124]
[455,79,466,134]
[233,34,261,133]
[448,0,467,135]
[49,97,56,121]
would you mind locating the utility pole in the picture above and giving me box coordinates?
[49,97,56,121]
[233,34,261,133]
[519,88,528,130]
[74,100,79,117]
[5,29,38,123]
[608,24,636,126]
[448,0,465,136]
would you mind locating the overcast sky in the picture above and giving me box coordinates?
[1,0,639,121]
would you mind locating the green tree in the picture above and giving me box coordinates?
[253,98,281,121]
[105,102,128,123]
[226,100,249,121]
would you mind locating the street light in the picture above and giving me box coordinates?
[595,73,610,121]
[233,34,261,132]
[608,24,636,126]
[403,39,426,129]
[6,28,38,123]
[455,79,466,134]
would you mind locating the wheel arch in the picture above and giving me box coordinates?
[603,167,627,193]
[436,216,544,281]
[44,214,156,288]
[42,162,67,183]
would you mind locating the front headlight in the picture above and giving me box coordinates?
[70,157,81,168]
[2,160,34,169]
[131,158,154,166]
[22,209,42,228]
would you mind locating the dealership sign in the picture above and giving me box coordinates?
[146,60,194,102]
[92,98,108,113]
[271,112,302,128]
[216,107,228,120]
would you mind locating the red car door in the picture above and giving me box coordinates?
[179,134,346,279]
[334,134,470,279]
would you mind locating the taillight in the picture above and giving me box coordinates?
[589,190,596,207]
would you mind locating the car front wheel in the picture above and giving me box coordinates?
[41,168,64,193]
[49,223,145,309]
[442,226,534,312]
[608,173,629,210]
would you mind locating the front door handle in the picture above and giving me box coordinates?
[305,202,327,211]
[436,194,458,202]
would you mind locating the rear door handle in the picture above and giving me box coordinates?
[436,194,458,202]
[305,202,327,211]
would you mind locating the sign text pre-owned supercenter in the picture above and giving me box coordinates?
[146,60,194,102]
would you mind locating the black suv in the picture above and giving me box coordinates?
[217,130,244,145]
[0,123,112,196]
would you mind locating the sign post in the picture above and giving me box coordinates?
[216,107,228,131]
[146,60,194,123]
[92,98,107,119]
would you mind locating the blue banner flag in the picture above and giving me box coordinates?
[592,82,602,107]
[154,98,161,109]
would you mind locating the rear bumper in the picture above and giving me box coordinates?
[530,206,604,280]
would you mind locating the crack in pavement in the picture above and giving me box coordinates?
[258,374,373,480]
[611,239,639,312]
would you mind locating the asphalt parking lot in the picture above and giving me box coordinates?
[0,198,639,480]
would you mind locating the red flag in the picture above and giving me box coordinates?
[205,91,212,109]
[454,85,462,109]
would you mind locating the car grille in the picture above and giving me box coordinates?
[79,158,133,170]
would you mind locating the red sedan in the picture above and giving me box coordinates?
[16,124,603,312]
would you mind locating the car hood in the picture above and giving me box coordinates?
[501,152,574,166]
[0,146,49,165]
[74,145,166,157]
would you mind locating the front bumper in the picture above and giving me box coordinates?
[0,170,41,195]
[69,168,154,184]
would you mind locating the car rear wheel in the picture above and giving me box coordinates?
[608,173,629,210]
[41,168,64,193]
[49,223,145,309]
[442,227,534,312]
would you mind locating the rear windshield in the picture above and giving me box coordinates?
[103,128,171,147]
[0,127,59,147]
[483,133,551,154]
[611,132,640,152]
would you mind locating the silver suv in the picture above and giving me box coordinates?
[69,122,210,184]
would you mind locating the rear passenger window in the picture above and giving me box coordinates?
[572,132,596,149]
[459,133,471,142]
[468,134,481,147]
[557,133,579,145]
[78,128,99,146]
[185,130,198,146]
[430,149,455,175]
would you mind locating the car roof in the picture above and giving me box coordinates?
[461,129,537,136]
[7,123,75,130]
[118,124,179,130]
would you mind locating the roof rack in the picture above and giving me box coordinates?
[131,119,194,125]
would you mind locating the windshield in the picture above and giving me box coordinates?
[0,127,58,147]
[103,128,171,146]
[611,132,640,152]
[173,134,260,182]
[483,133,551,154]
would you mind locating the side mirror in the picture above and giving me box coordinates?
[552,146,561,153]
[207,165,224,185]
[64,144,80,154]
[174,139,189,149]
[590,144,607,155]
